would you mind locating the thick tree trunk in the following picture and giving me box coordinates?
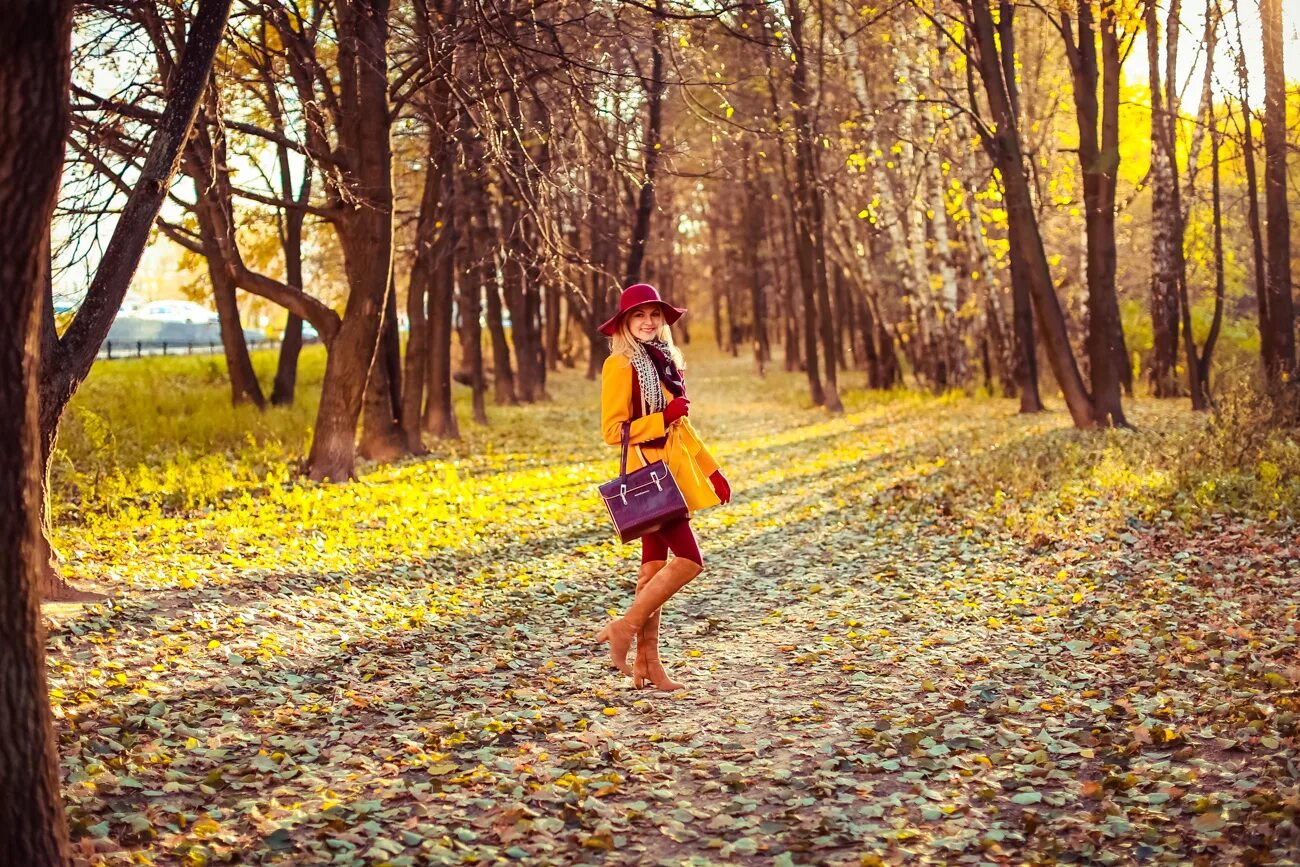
[1260,0,1295,387]
[0,1,76,861]
[305,0,393,481]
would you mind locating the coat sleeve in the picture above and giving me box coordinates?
[601,355,667,446]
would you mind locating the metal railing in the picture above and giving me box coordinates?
[97,338,281,360]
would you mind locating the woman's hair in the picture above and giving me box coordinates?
[609,307,686,369]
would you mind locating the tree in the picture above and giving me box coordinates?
[1056,0,1129,426]
[1144,0,1183,397]
[958,0,1096,427]
[1,1,78,861]
[1259,0,1294,389]
[40,0,233,599]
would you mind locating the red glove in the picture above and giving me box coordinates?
[710,470,732,504]
[664,396,690,425]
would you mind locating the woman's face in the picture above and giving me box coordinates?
[627,304,665,341]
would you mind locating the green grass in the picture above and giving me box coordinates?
[53,341,1299,535]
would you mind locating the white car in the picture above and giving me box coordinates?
[135,300,218,323]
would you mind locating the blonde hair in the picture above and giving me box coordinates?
[609,311,686,369]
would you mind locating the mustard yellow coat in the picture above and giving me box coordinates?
[600,354,722,514]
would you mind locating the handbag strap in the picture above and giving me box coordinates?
[619,422,654,483]
[620,422,630,482]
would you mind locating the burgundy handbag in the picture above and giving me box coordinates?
[598,422,688,543]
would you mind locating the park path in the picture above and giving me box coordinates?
[49,359,1299,865]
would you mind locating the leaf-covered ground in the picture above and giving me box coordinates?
[48,355,1300,865]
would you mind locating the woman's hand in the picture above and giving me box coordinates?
[709,470,732,504]
[664,396,690,425]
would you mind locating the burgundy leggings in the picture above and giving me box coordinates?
[640,516,702,566]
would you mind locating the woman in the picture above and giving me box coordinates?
[595,283,732,691]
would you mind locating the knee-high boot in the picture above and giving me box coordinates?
[632,560,683,690]
[597,557,702,676]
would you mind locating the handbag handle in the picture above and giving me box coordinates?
[620,421,631,482]
[619,421,653,483]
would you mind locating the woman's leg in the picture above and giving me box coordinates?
[598,518,703,678]
[635,533,668,688]
[637,519,701,690]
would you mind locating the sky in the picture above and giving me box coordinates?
[1124,0,1300,108]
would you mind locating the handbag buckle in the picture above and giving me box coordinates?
[651,471,662,491]
[619,484,628,505]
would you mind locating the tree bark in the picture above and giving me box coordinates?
[1260,0,1295,387]
[423,174,460,439]
[0,1,76,861]
[1199,104,1226,400]
[305,0,394,481]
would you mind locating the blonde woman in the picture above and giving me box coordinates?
[595,284,731,690]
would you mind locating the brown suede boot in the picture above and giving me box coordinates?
[632,560,666,688]
[597,557,702,676]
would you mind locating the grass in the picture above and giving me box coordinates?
[49,342,1297,594]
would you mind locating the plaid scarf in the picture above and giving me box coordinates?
[631,338,685,418]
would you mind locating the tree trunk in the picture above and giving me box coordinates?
[625,0,666,288]
[305,0,394,481]
[1076,0,1128,426]
[966,0,1093,426]
[0,1,76,861]
[1260,0,1295,387]
[1199,107,1226,400]
[186,109,265,408]
[1145,0,1182,398]
[359,279,406,460]
[486,259,518,405]
[423,176,460,439]
[786,0,833,408]
[462,166,489,424]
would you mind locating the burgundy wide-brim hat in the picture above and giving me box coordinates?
[598,283,687,337]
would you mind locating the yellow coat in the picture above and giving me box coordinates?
[600,354,722,514]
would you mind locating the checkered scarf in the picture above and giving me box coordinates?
[631,338,685,418]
